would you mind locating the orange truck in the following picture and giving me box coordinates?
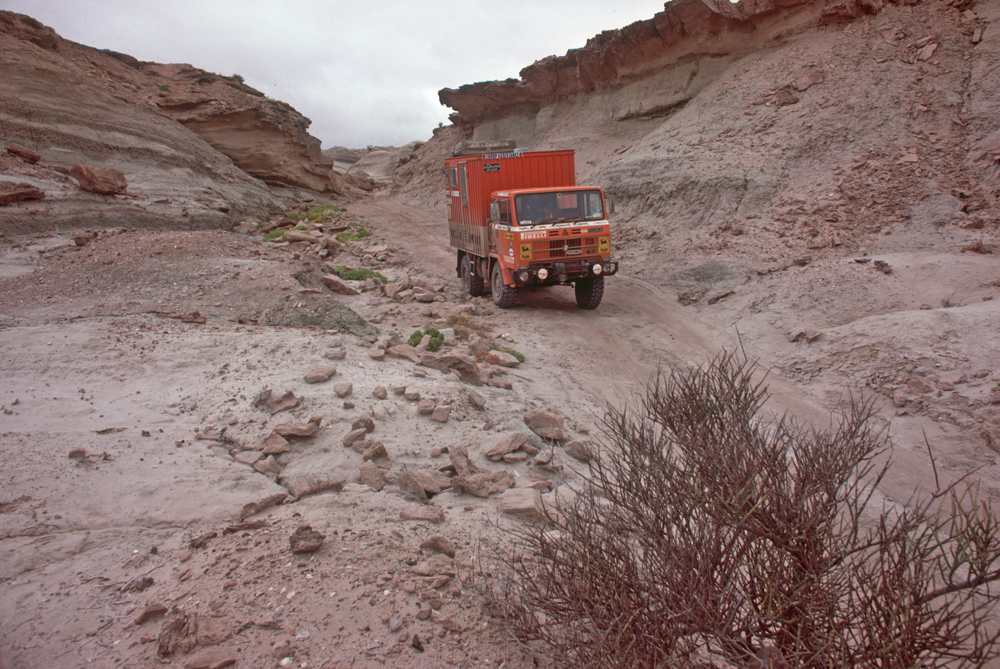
[445,140,618,309]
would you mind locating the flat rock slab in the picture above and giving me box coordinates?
[304,366,337,383]
[273,421,319,438]
[400,505,446,523]
[278,452,359,497]
[501,488,544,520]
[523,406,568,441]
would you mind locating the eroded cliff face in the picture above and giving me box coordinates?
[0,11,286,232]
[0,11,355,235]
[430,0,997,300]
[142,62,354,194]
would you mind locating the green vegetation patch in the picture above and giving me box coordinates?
[335,266,387,283]
[336,226,373,243]
[490,344,525,363]
[288,205,345,224]
[408,327,444,352]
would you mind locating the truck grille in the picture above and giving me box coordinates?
[533,237,597,260]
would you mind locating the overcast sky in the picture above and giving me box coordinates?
[0,1,668,149]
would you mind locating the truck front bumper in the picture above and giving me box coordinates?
[511,259,619,286]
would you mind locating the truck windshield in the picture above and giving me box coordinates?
[514,190,604,226]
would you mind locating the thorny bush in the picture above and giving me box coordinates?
[481,351,1000,668]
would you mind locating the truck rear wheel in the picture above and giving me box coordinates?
[491,262,517,308]
[461,255,485,296]
[575,276,604,309]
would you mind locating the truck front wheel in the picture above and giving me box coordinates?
[575,276,604,309]
[461,255,485,296]
[491,262,517,308]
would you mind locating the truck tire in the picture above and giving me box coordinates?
[491,262,517,308]
[461,254,485,296]
[575,276,604,309]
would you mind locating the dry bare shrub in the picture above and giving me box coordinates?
[481,351,1000,668]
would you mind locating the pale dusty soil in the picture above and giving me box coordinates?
[2,188,997,669]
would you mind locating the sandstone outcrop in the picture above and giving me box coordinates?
[0,11,282,234]
[439,0,881,126]
[142,63,354,194]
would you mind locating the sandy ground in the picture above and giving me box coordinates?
[2,191,997,669]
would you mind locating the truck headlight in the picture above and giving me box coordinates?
[537,268,549,280]
[593,263,603,275]
[518,271,529,282]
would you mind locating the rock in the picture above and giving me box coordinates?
[234,450,262,465]
[387,344,423,363]
[488,377,513,390]
[563,440,595,463]
[0,182,45,206]
[420,351,487,386]
[362,441,389,462]
[420,535,457,558]
[278,452,359,497]
[158,610,198,656]
[324,348,347,360]
[135,603,168,625]
[412,554,457,577]
[523,406,568,441]
[289,524,325,553]
[467,388,486,409]
[73,231,96,246]
[70,164,128,194]
[342,428,367,448]
[489,351,521,368]
[418,398,435,414]
[431,406,451,423]
[485,432,530,461]
[400,505,446,523]
[893,390,907,408]
[304,366,337,383]
[274,422,318,438]
[369,345,386,360]
[5,143,41,163]
[501,488,544,520]
[449,442,478,477]
[261,432,291,455]
[467,334,492,356]
[183,648,238,669]
[906,377,934,394]
[334,381,353,398]
[254,455,281,476]
[240,493,288,520]
[452,471,516,498]
[265,390,300,414]
[397,471,428,500]
[284,230,319,244]
[937,381,955,392]
[372,385,388,399]
[352,416,376,433]
[989,388,1000,405]
[359,461,385,491]
[412,469,445,496]
[322,273,359,295]
[404,387,421,401]
[503,451,529,463]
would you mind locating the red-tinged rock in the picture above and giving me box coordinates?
[322,273,359,295]
[485,432,530,461]
[261,432,291,455]
[420,351,486,385]
[0,182,45,206]
[70,164,128,194]
[5,143,41,163]
[359,460,385,491]
[420,535,457,558]
[289,524,325,553]
[182,647,238,669]
[563,440,595,463]
[451,471,515,498]
[523,406,568,441]
[135,603,168,625]
[265,390,299,414]
[274,422,318,438]
[431,406,451,423]
[304,366,337,383]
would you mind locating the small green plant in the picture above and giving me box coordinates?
[337,226,373,243]
[157,83,169,91]
[490,344,525,362]
[231,73,244,83]
[289,205,345,223]
[335,266,386,283]
[446,314,471,327]
[408,328,445,352]
[262,229,286,242]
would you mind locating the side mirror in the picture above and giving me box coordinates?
[607,195,615,216]
[490,202,500,221]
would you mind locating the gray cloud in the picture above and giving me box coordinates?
[0,0,666,148]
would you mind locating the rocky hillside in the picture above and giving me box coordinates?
[0,11,362,235]
[420,0,998,297]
